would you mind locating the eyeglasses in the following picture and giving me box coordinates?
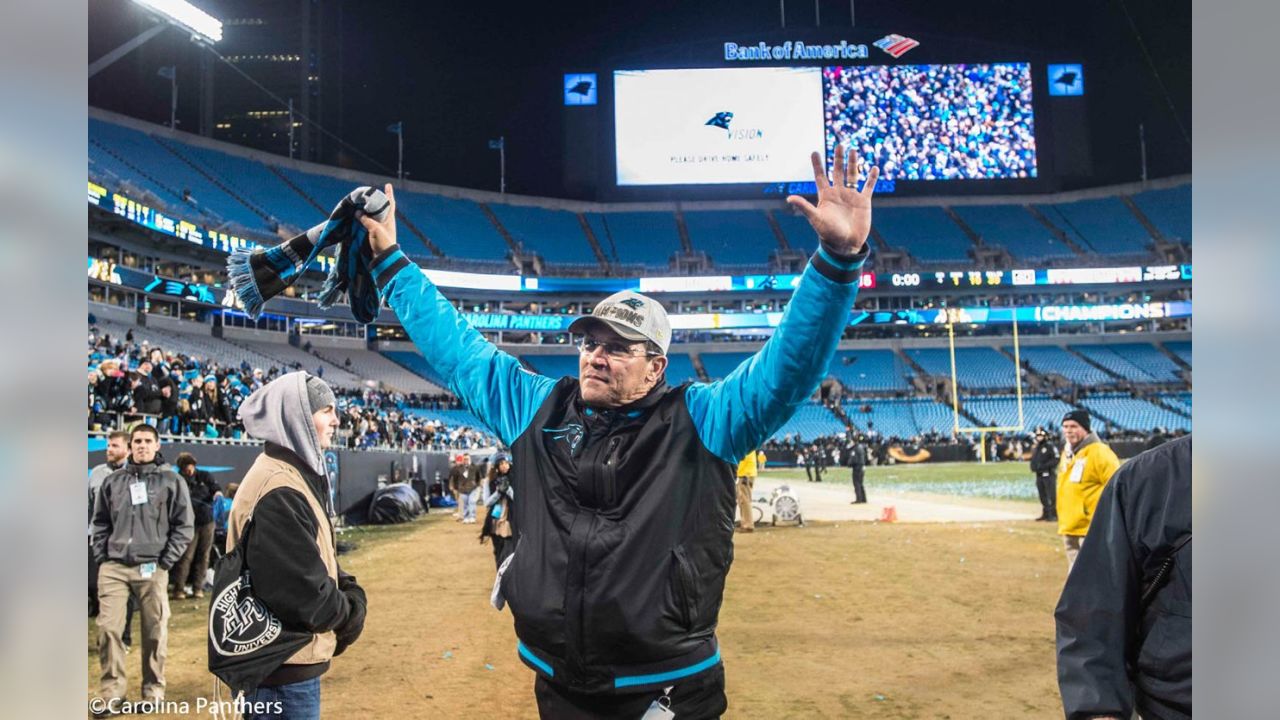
[576,337,660,360]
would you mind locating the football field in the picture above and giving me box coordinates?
[88,461,1070,718]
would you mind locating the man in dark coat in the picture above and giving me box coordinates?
[1029,428,1060,521]
[849,436,868,504]
[1056,434,1192,720]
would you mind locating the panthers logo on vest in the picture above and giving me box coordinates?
[209,578,283,656]
[542,424,585,453]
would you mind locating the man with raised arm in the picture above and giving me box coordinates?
[360,147,878,719]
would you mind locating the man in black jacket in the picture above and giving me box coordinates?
[91,424,193,708]
[1029,428,1060,521]
[170,452,219,599]
[224,372,367,719]
[1056,434,1192,720]
[359,146,880,718]
[849,436,868,504]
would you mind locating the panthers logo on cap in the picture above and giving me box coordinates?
[619,298,645,310]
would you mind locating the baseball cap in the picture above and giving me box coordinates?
[567,290,671,355]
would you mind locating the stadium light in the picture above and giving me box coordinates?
[130,0,223,44]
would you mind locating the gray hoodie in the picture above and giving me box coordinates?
[238,371,328,478]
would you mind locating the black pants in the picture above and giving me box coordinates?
[1035,473,1056,519]
[534,665,726,720]
[804,464,814,482]
[491,535,509,568]
[851,466,867,503]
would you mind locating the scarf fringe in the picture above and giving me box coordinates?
[226,249,266,319]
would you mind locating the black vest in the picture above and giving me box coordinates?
[503,378,735,694]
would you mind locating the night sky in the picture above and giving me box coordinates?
[89,0,1191,196]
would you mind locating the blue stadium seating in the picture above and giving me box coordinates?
[175,143,323,232]
[771,403,847,442]
[828,349,910,391]
[682,211,780,265]
[960,395,1077,432]
[403,407,491,432]
[953,204,1075,260]
[1157,391,1192,416]
[699,351,755,381]
[519,354,580,379]
[1016,345,1119,385]
[89,141,185,212]
[1080,394,1192,432]
[842,398,958,438]
[275,168,435,258]
[906,347,1018,389]
[1130,185,1191,243]
[664,353,701,386]
[773,211,818,250]
[1167,340,1192,366]
[1070,344,1182,383]
[90,118,268,232]
[1036,197,1151,255]
[872,207,974,262]
[585,212,683,266]
[381,350,449,388]
[489,204,597,265]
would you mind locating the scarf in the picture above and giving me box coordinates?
[226,186,391,324]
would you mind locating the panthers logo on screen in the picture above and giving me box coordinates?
[705,111,733,131]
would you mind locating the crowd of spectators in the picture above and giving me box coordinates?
[87,321,498,452]
[823,62,1037,181]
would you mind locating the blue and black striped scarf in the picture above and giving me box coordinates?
[226,186,391,324]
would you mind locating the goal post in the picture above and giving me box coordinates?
[948,315,1025,461]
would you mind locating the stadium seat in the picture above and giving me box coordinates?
[89,118,269,234]
[841,398,958,438]
[489,204,597,265]
[906,347,1018,390]
[1069,343,1182,383]
[770,403,847,442]
[1080,394,1192,432]
[519,354,580,380]
[827,349,911,391]
[872,207,974,262]
[682,210,781,266]
[174,143,324,232]
[1016,345,1119,385]
[960,394,1077,432]
[773,211,820,251]
[1163,341,1192,367]
[1035,197,1152,255]
[585,212,684,267]
[1129,185,1192,243]
[698,351,755,381]
[952,204,1075,260]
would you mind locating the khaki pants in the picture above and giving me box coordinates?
[736,476,755,529]
[96,561,170,701]
[1062,535,1085,572]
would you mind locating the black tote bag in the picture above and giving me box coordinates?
[207,517,312,694]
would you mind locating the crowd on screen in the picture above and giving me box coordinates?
[86,321,498,451]
[823,63,1037,181]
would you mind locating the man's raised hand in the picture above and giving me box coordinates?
[359,183,398,255]
[786,145,879,256]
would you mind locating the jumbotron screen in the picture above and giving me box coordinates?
[613,68,826,186]
[823,62,1037,181]
[613,62,1038,186]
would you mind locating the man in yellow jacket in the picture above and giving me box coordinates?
[1057,410,1121,571]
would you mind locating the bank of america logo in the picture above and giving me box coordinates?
[874,34,919,58]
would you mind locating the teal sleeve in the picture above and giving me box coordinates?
[373,247,555,446]
[685,245,868,465]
